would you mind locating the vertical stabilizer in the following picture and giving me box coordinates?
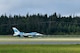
[12,27,20,36]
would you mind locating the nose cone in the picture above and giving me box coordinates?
[36,33,42,35]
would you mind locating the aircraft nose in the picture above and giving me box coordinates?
[36,33,42,35]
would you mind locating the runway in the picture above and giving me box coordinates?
[0,38,80,44]
[0,41,80,44]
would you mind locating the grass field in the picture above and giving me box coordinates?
[1,35,80,38]
[0,45,80,53]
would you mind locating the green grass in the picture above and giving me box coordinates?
[0,35,13,38]
[0,35,80,38]
[43,35,80,38]
[0,35,20,38]
[0,45,80,53]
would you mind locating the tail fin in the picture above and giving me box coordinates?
[12,27,20,36]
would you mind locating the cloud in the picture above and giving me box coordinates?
[0,0,80,16]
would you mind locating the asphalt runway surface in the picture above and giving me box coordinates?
[0,41,80,44]
[0,38,80,44]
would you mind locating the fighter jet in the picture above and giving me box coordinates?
[12,27,43,37]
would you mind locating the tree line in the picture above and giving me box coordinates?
[0,13,80,35]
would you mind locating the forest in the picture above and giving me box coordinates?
[0,12,80,35]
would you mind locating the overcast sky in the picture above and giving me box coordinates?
[0,0,80,16]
